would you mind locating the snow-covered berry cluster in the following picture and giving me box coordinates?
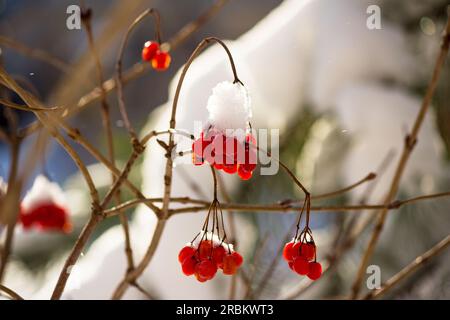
[178,233,243,283]
[19,175,72,233]
[141,41,171,71]
[191,81,257,180]
[283,229,322,280]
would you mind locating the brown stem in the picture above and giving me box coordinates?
[215,172,239,299]
[102,190,450,217]
[0,35,71,74]
[350,16,450,299]
[0,133,21,282]
[115,8,162,140]
[0,284,24,300]
[312,173,376,200]
[0,98,61,112]
[51,214,102,300]
[82,6,135,272]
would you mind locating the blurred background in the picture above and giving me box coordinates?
[0,0,449,299]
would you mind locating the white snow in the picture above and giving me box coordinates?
[21,175,68,213]
[206,81,251,132]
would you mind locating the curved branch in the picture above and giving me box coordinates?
[0,284,24,300]
[115,8,163,141]
[169,36,243,128]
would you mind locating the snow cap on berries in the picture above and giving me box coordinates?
[190,231,234,251]
[206,81,251,132]
[21,175,68,212]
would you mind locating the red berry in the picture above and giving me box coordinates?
[142,41,159,61]
[212,246,226,268]
[307,262,322,280]
[194,272,208,283]
[192,140,204,165]
[20,204,71,233]
[222,162,238,174]
[151,51,171,71]
[288,261,295,270]
[222,254,238,275]
[181,257,196,276]
[242,161,256,173]
[222,251,243,275]
[237,165,252,180]
[293,257,309,275]
[224,137,238,158]
[195,259,217,280]
[231,251,243,267]
[282,242,295,261]
[291,242,301,260]
[214,162,224,170]
[300,243,316,261]
[198,240,213,260]
[178,246,196,263]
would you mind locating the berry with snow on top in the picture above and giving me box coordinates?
[19,175,72,233]
[178,232,243,282]
[191,82,257,179]
[283,229,322,280]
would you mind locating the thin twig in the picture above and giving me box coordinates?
[81,4,135,273]
[115,8,162,141]
[0,98,61,112]
[0,35,71,73]
[0,284,24,300]
[102,191,450,217]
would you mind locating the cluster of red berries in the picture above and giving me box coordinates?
[20,204,72,233]
[178,238,243,283]
[192,129,257,180]
[141,41,171,71]
[283,239,322,280]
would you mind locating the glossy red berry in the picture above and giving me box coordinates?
[293,257,309,275]
[222,255,238,275]
[237,165,252,180]
[194,272,208,283]
[212,246,226,268]
[20,204,71,233]
[300,243,316,261]
[151,50,171,71]
[142,41,159,61]
[222,251,243,275]
[231,251,243,267]
[307,262,322,280]
[288,261,295,270]
[178,245,196,263]
[181,257,196,276]
[282,242,295,261]
[198,240,213,260]
[291,242,301,260]
[222,162,238,174]
[195,259,218,280]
